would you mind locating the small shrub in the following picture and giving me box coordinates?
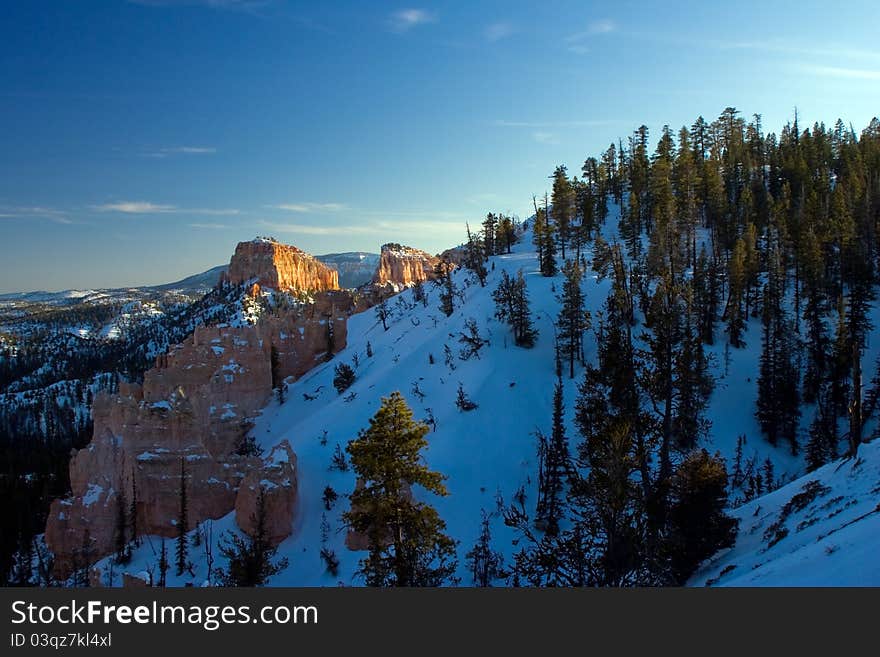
[333,363,356,394]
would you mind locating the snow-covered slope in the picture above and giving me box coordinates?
[691,440,880,586]
[95,209,868,587]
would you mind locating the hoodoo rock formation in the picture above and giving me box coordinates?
[45,239,356,580]
[372,243,441,289]
[235,440,297,545]
[223,237,339,293]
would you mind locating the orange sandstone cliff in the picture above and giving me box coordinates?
[223,238,339,292]
[371,243,441,289]
[45,240,353,580]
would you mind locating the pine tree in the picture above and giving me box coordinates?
[556,259,590,378]
[673,284,714,450]
[532,200,546,271]
[641,272,685,488]
[800,227,829,403]
[665,450,738,584]
[175,458,189,577]
[551,165,575,260]
[344,392,458,586]
[578,157,600,255]
[157,538,168,587]
[114,486,129,564]
[322,485,338,510]
[492,269,537,347]
[674,125,701,270]
[269,344,284,404]
[333,362,356,394]
[466,511,505,586]
[830,295,851,418]
[320,513,339,576]
[330,443,348,471]
[576,418,646,586]
[464,223,488,286]
[533,198,558,276]
[215,487,290,586]
[726,236,747,347]
[756,248,801,453]
[482,213,498,257]
[536,376,569,535]
[434,259,456,316]
[497,215,516,254]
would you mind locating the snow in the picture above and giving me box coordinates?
[269,445,290,465]
[82,484,104,507]
[226,218,804,585]
[220,403,237,420]
[99,323,121,340]
[81,204,880,587]
[68,326,91,339]
[691,440,880,586]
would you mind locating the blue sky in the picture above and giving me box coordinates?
[1,0,879,292]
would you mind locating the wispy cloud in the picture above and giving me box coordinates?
[189,208,240,216]
[142,146,217,158]
[485,21,515,42]
[0,206,73,224]
[269,202,348,213]
[565,18,616,53]
[388,8,436,33]
[532,131,559,145]
[93,201,239,215]
[94,201,177,213]
[566,18,616,42]
[720,40,880,62]
[188,222,229,229]
[807,65,880,80]
[587,19,616,34]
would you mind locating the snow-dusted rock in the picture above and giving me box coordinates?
[235,440,298,545]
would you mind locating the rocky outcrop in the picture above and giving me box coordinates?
[46,325,272,578]
[122,572,150,587]
[439,245,467,267]
[43,235,434,580]
[372,243,441,289]
[45,290,355,579]
[235,440,297,546]
[224,238,339,293]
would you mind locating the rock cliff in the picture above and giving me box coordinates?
[44,240,356,580]
[371,243,441,289]
[224,238,339,293]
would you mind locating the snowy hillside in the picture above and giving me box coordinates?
[88,207,880,587]
[691,439,880,586]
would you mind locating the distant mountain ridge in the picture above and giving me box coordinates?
[0,252,380,302]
